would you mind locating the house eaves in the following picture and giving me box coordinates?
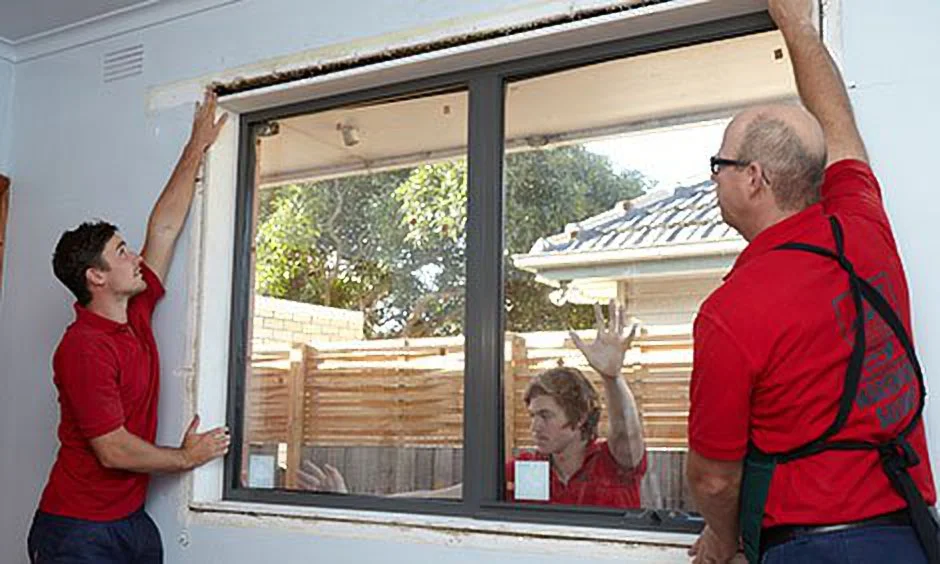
[513,238,745,274]
[512,180,745,280]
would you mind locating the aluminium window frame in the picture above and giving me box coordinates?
[224,10,774,533]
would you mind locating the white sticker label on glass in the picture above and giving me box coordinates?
[514,460,550,501]
[248,454,276,489]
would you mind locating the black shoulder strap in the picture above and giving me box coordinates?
[766,216,939,563]
[772,216,925,459]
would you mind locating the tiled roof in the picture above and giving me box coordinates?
[525,180,742,255]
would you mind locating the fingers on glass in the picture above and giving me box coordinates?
[593,302,605,332]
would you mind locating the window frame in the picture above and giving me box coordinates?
[223,10,775,533]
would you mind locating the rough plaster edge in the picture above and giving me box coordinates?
[820,0,849,86]
[0,61,14,175]
[820,0,844,63]
[146,0,729,112]
[211,0,675,96]
[175,171,206,524]
[185,106,239,509]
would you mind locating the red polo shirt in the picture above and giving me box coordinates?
[505,440,647,508]
[39,263,165,521]
[689,160,936,527]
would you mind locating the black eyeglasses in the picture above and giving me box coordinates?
[710,156,750,175]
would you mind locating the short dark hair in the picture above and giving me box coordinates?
[737,116,827,211]
[52,221,118,306]
[524,366,601,442]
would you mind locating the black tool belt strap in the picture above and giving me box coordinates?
[764,215,939,562]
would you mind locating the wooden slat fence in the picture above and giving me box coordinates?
[245,326,693,505]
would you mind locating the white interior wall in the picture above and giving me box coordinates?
[0,1,938,563]
[0,58,13,174]
[840,0,940,471]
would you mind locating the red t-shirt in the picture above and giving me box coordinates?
[505,440,647,508]
[689,160,936,527]
[39,263,165,521]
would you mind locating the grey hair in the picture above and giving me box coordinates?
[737,117,827,211]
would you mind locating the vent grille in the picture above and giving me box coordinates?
[103,44,144,83]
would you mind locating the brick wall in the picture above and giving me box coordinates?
[251,295,364,348]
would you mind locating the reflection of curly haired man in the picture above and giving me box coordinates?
[297,301,648,508]
[506,302,648,508]
[525,367,602,442]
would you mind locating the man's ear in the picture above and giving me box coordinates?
[746,162,768,200]
[85,266,107,289]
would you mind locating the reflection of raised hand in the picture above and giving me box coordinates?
[570,300,645,469]
[296,460,348,493]
[569,300,638,380]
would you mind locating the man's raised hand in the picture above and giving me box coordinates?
[189,88,228,155]
[569,299,639,380]
[768,0,814,30]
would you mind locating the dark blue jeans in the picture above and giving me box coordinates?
[761,524,927,564]
[27,509,163,564]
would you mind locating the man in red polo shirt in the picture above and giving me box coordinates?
[687,1,936,563]
[296,301,648,507]
[28,90,232,564]
[506,301,647,508]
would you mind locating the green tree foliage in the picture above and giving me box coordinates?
[502,146,647,332]
[255,145,648,337]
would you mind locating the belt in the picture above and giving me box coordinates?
[761,510,911,554]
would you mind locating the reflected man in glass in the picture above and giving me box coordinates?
[507,300,647,507]
[297,300,646,507]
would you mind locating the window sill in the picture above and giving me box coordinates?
[189,500,697,553]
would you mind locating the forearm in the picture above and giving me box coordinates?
[688,454,743,547]
[601,373,645,467]
[778,16,867,161]
[143,91,227,280]
[93,427,191,474]
[147,142,202,239]
[692,485,740,548]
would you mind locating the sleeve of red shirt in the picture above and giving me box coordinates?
[688,310,756,461]
[58,341,126,439]
[821,159,890,225]
[128,261,166,320]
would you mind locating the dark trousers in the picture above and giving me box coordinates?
[27,509,163,564]
[761,524,927,564]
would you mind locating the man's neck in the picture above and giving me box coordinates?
[86,294,130,324]
[742,206,802,242]
[551,439,588,484]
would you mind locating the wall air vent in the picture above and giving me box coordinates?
[102,44,144,83]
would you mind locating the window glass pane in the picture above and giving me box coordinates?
[502,31,794,510]
[241,90,468,499]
